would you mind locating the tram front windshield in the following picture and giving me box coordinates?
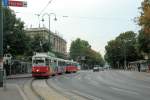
[33,59,45,66]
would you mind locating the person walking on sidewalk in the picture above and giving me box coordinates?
[137,63,141,72]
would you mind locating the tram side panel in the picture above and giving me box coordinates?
[65,64,78,73]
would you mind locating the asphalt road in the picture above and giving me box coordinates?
[47,70,150,100]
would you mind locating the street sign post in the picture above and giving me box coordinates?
[9,0,27,7]
[0,0,3,87]
[0,0,27,87]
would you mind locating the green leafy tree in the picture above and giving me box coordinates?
[3,8,29,56]
[138,30,150,54]
[29,33,51,55]
[70,38,104,69]
[138,0,150,58]
[70,38,91,61]
[86,49,104,68]
[3,8,53,61]
[104,39,124,69]
[105,31,142,69]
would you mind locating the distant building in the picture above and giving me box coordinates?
[25,27,67,55]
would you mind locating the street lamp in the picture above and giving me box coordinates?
[42,13,57,51]
[0,0,3,87]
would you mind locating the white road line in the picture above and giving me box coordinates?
[8,84,28,100]
[72,90,103,100]
[110,87,139,95]
[84,75,100,86]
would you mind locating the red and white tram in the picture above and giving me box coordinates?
[65,60,80,73]
[32,52,80,78]
[32,53,52,77]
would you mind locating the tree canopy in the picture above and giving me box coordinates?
[70,38,104,69]
[105,31,142,69]
[3,8,51,59]
[138,0,150,58]
[3,7,29,57]
[70,38,91,60]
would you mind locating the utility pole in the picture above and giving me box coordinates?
[42,13,57,52]
[123,40,131,70]
[0,0,3,87]
[124,43,127,70]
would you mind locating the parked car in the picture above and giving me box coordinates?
[93,67,99,72]
[93,65,104,72]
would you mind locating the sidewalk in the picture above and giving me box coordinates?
[0,84,27,100]
[7,73,32,79]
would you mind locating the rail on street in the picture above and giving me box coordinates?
[1,70,150,100]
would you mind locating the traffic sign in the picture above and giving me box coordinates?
[3,0,8,6]
[8,0,27,7]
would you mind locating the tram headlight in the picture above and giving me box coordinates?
[36,69,39,72]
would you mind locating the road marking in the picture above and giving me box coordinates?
[8,84,28,100]
[110,87,139,95]
[47,80,86,100]
[72,90,103,100]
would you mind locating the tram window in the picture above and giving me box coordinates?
[58,61,60,66]
[53,60,57,66]
[58,61,63,66]
[45,58,49,66]
[49,59,52,65]
[33,59,44,64]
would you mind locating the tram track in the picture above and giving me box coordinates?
[45,79,73,99]
[29,78,68,100]
[22,78,45,100]
[30,79,45,100]
[46,78,92,100]
[22,75,95,100]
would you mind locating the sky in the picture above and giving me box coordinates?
[10,0,143,56]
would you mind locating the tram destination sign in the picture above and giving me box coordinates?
[8,0,27,7]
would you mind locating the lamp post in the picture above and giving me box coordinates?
[42,13,57,52]
[0,0,3,87]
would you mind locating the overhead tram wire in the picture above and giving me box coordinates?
[62,16,132,22]
[34,0,53,27]
[39,0,53,15]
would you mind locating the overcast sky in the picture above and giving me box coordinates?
[10,0,143,56]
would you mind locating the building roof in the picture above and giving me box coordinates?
[25,27,67,43]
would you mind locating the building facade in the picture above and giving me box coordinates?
[25,28,67,54]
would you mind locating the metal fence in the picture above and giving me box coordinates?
[4,60,32,75]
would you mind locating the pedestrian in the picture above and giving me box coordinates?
[137,63,141,72]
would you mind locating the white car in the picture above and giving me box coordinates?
[93,67,99,72]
